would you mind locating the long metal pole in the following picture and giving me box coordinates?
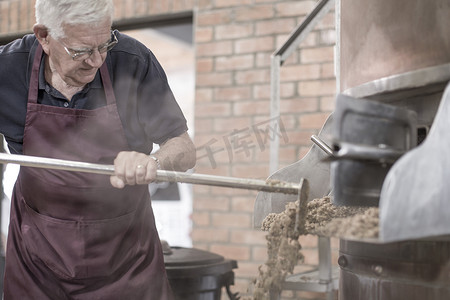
[0,153,301,195]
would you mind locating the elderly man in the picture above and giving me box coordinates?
[0,0,195,299]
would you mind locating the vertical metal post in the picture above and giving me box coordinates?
[318,236,333,300]
[269,55,281,175]
[335,0,341,94]
[268,0,335,175]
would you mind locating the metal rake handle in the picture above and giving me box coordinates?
[0,152,300,195]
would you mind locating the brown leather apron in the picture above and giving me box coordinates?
[3,44,174,300]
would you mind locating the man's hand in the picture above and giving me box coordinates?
[110,151,158,189]
[110,132,196,189]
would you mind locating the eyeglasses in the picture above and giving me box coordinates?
[57,31,118,61]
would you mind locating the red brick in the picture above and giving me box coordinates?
[320,96,336,111]
[215,55,254,71]
[252,246,268,261]
[256,18,297,36]
[197,10,232,26]
[133,0,148,16]
[235,5,274,21]
[281,82,297,98]
[302,247,320,265]
[321,62,336,78]
[231,196,256,213]
[320,29,337,45]
[280,97,319,114]
[298,79,336,97]
[301,46,334,64]
[233,262,261,278]
[212,213,252,228]
[281,50,300,66]
[278,115,297,130]
[113,0,124,19]
[231,164,269,180]
[123,0,135,18]
[194,118,214,134]
[230,230,266,245]
[278,146,298,164]
[192,184,211,196]
[216,86,252,101]
[331,249,340,265]
[197,147,235,168]
[215,23,254,40]
[285,129,318,145]
[191,228,229,242]
[195,88,213,102]
[213,117,252,133]
[210,244,250,260]
[196,102,232,117]
[276,1,317,17]
[196,0,213,10]
[196,58,214,73]
[235,36,275,54]
[195,147,233,169]
[196,40,233,57]
[256,52,272,68]
[211,186,256,198]
[299,234,319,248]
[316,11,336,30]
[193,195,230,211]
[19,0,31,31]
[227,149,256,164]
[172,0,195,11]
[233,100,270,116]
[281,64,322,81]
[0,2,9,34]
[211,149,254,166]
[148,1,169,15]
[196,72,232,87]
[215,0,253,8]
[253,84,270,100]
[195,162,231,176]
[8,1,19,32]
[195,26,213,43]
[299,112,331,129]
[331,237,339,249]
[235,69,270,85]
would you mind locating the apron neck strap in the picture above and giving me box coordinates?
[28,44,43,104]
[99,61,117,106]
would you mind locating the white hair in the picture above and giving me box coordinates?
[35,0,114,39]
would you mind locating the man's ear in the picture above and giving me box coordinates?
[33,24,50,52]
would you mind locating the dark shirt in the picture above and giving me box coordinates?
[0,31,188,154]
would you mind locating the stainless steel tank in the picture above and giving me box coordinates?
[337,1,450,299]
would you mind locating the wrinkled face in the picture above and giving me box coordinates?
[45,19,113,87]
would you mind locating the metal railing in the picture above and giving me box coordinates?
[269,0,336,174]
[268,1,338,299]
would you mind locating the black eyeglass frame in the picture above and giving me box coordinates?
[57,31,118,61]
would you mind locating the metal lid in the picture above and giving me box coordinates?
[164,247,237,277]
[164,247,224,267]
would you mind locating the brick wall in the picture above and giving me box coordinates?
[193,1,337,299]
[0,0,35,35]
[0,0,194,35]
[1,0,337,299]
